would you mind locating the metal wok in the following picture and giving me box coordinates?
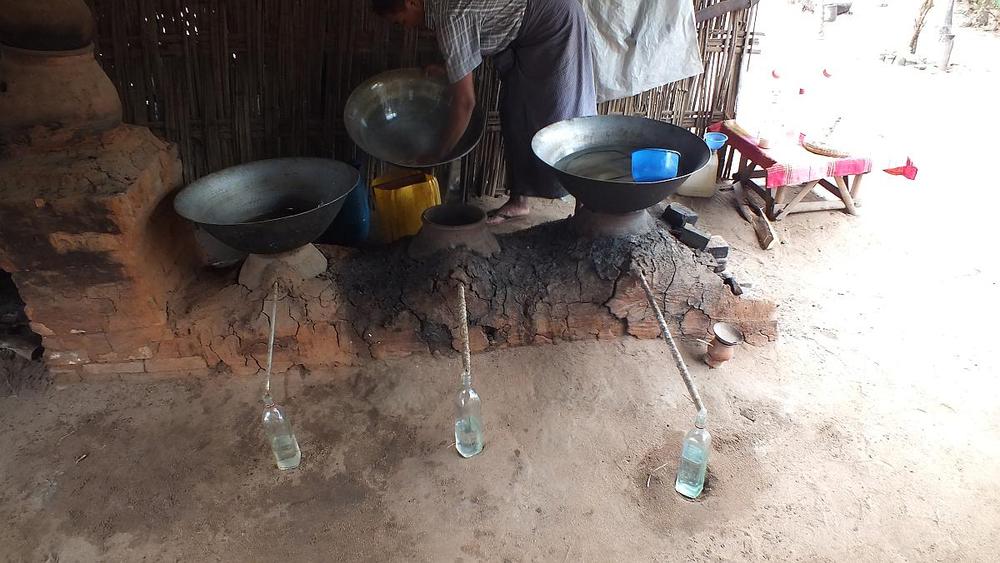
[344,68,487,168]
[173,158,359,255]
[532,116,711,214]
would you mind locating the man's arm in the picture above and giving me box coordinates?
[435,71,476,158]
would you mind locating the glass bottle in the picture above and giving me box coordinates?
[454,371,484,458]
[262,393,301,470]
[675,409,711,498]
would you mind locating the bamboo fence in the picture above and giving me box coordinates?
[86,0,758,196]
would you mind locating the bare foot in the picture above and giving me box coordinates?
[486,197,530,225]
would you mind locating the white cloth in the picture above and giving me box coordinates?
[582,0,704,102]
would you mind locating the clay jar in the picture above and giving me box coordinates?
[704,322,743,368]
[0,43,122,146]
[408,204,501,259]
[0,0,95,51]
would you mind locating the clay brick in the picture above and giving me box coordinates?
[672,224,712,251]
[663,202,699,228]
[106,307,167,332]
[567,302,614,340]
[251,299,300,339]
[680,309,712,338]
[48,232,122,254]
[211,334,260,376]
[25,297,116,319]
[706,235,730,259]
[450,325,489,354]
[44,333,112,356]
[248,342,295,374]
[120,369,211,382]
[23,301,108,334]
[82,361,145,377]
[44,349,89,366]
[298,322,351,366]
[84,283,122,300]
[106,326,169,353]
[334,321,359,357]
[368,312,428,360]
[144,356,207,373]
[156,337,201,359]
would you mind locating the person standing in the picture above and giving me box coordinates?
[371,0,597,224]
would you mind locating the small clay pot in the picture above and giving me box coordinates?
[0,43,122,145]
[408,204,500,259]
[704,322,743,368]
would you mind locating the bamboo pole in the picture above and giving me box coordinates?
[636,272,706,416]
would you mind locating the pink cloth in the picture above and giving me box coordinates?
[710,120,918,188]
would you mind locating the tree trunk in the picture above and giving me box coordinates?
[910,0,935,54]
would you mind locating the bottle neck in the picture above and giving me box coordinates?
[694,408,708,429]
[262,392,275,408]
[461,371,472,388]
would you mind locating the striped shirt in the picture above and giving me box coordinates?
[425,0,527,82]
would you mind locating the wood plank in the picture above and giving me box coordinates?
[778,200,848,214]
[744,198,779,250]
[696,0,761,23]
[774,180,821,221]
[733,185,756,223]
[818,178,841,198]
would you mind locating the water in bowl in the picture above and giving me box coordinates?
[554,145,639,182]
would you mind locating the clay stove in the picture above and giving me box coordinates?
[0,3,777,382]
[0,1,197,378]
[409,204,500,259]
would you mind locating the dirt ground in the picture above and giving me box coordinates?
[3,3,1000,562]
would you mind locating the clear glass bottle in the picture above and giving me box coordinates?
[675,409,711,498]
[454,372,484,458]
[262,393,301,470]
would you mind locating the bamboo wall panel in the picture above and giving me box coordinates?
[86,0,757,196]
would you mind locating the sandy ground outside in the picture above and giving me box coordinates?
[3,2,1000,561]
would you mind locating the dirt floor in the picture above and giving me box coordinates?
[3,3,1000,562]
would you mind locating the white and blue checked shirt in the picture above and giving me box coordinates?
[425,0,527,82]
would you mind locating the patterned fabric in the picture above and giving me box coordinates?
[494,0,597,198]
[425,0,527,82]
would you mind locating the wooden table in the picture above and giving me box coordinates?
[711,120,918,221]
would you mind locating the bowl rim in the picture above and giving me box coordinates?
[173,157,360,227]
[532,115,710,186]
[343,68,487,168]
[420,203,488,231]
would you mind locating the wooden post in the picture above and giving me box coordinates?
[850,174,865,206]
[938,0,956,70]
[834,176,858,215]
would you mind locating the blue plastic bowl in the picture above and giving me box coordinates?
[631,149,680,182]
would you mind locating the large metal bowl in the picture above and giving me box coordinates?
[532,116,711,214]
[344,68,487,168]
[173,158,359,255]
